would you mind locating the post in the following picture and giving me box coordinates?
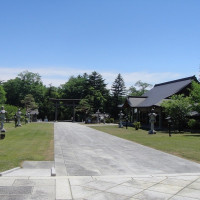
[166,116,172,137]
[73,100,75,122]
[55,102,58,121]
[159,108,162,130]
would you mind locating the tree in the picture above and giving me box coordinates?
[18,71,42,84]
[0,85,6,105]
[21,94,38,112]
[111,74,126,118]
[60,75,88,99]
[76,98,92,121]
[87,71,107,93]
[4,104,18,122]
[161,94,191,132]
[189,81,200,113]
[17,71,45,105]
[111,74,126,101]
[86,71,109,112]
[39,84,59,120]
[3,78,22,106]
[128,80,152,96]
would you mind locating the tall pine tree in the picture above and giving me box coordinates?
[111,74,126,118]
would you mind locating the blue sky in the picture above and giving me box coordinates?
[0,0,200,88]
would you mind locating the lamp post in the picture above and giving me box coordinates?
[118,111,124,128]
[166,116,172,137]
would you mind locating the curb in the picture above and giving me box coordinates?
[51,167,56,176]
[0,167,21,176]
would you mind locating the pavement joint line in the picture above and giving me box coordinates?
[131,175,169,198]
[68,178,73,199]
[168,176,200,200]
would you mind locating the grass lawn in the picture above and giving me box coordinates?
[91,125,200,163]
[0,122,54,172]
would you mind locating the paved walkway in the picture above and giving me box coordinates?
[0,174,200,200]
[0,122,200,200]
[54,123,200,176]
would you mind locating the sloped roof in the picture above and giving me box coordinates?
[126,76,197,108]
[126,96,147,107]
[29,109,39,115]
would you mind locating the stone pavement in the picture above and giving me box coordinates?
[0,122,200,199]
[54,123,200,176]
[0,174,200,199]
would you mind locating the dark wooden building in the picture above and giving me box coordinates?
[123,76,197,129]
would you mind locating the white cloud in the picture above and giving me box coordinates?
[0,66,195,89]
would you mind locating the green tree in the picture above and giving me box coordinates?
[128,80,152,96]
[3,78,21,106]
[111,73,126,101]
[18,71,45,106]
[3,71,46,119]
[87,71,107,93]
[39,85,59,120]
[0,85,6,104]
[86,71,109,112]
[21,94,38,112]
[111,74,126,118]
[189,81,200,113]
[4,104,18,122]
[60,75,87,99]
[161,94,191,132]
[76,98,92,121]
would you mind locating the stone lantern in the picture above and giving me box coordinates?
[96,110,101,123]
[118,110,124,128]
[0,106,6,132]
[16,109,22,126]
[148,108,157,134]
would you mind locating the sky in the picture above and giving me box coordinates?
[0,0,200,88]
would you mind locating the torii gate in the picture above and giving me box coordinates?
[49,98,81,122]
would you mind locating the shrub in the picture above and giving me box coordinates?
[110,118,114,123]
[188,119,197,129]
[133,121,141,130]
[105,118,110,123]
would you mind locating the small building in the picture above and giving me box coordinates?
[123,76,197,129]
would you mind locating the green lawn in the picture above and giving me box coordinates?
[91,125,200,163]
[0,122,54,172]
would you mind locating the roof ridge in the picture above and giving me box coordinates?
[128,96,147,98]
[154,75,196,87]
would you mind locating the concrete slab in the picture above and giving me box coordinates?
[0,186,33,194]
[56,179,72,199]
[0,174,200,199]
[2,169,51,177]
[22,161,54,169]
[133,190,173,200]
[177,188,200,199]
